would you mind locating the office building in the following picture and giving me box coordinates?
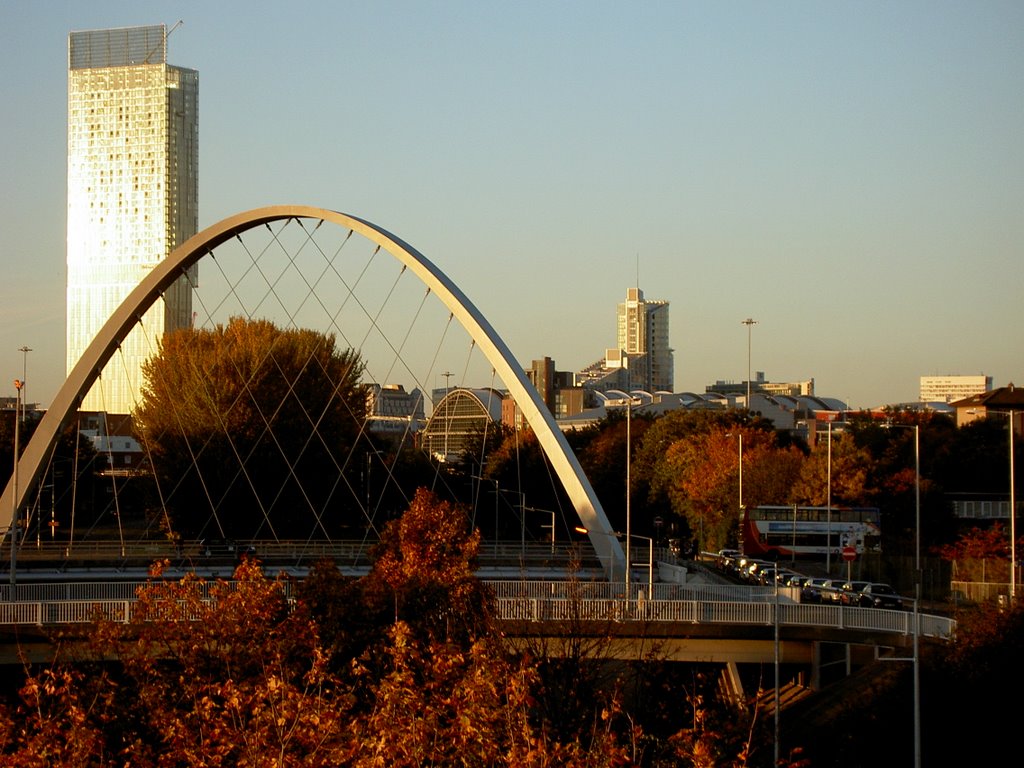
[919,374,991,404]
[706,373,815,399]
[365,383,426,435]
[67,24,198,413]
[616,288,673,392]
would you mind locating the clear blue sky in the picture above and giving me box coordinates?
[1,1,1021,410]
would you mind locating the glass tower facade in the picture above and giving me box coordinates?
[616,288,673,393]
[67,25,198,414]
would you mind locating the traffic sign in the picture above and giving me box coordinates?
[842,546,857,562]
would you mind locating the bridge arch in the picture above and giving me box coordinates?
[1,206,623,574]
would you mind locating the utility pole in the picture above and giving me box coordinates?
[17,346,31,424]
[10,379,23,586]
[741,318,757,409]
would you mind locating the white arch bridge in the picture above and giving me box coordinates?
[1,206,624,577]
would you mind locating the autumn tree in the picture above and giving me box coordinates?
[367,488,491,646]
[657,422,803,552]
[574,411,658,535]
[0,559,351,767]
[936,523,1024,583]
[478,427,571,541]
[299,487,491,666]
[0,486,813,767]
[788,431,872,507]
[134,317,367,540]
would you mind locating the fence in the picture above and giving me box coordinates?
[0,578,956,640]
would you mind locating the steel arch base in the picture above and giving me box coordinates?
[1,206,624,576]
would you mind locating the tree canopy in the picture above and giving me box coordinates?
[134,317,367,540]
[0,488,803,767]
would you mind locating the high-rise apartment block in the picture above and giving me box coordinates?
[616,288,673,392]
[67,25,198,413]
[919,374,991,404]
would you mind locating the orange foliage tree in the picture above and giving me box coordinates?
[936,523,1022,583]
[662,425,803,552]
[788,431,872,508]
[0,489,808,767]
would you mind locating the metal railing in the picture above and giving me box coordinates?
[6,540,594,568]
[0,579,955,640]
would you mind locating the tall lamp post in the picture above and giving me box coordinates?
[626,395,633,590]
[885,421,921,768]
[10,379,23,587]
[826,421,833,575]
[523,505,556,554]
[741,318,757,409]
[17,346,31,424]
[1006,411,1017,601]
[576,526,653,594]
[616,394,640,587]
[909,423,921,768]
[738,433,744,552]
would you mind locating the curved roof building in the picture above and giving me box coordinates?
[420,387,505,462]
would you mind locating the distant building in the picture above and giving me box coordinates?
[78,412,142,475]
[0,398,40,413]
[616,288,673,392]
[951,385,1024,433]
[920,374,991,404]
[573,287,674,396]
[365,384,426,435]
[948,493,1019,522]
[576,349,636,394]
[526,358,557,412]
[420,387,504,463]
[706,372,814,398]
[67,25,199,413]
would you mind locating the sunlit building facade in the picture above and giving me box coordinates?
[919,374,991,404]
[67,25,198,413]
[616,288,673,392]
[420,388,504,463]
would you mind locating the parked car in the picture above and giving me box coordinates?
[740,559,773,583]
[858,583,904,610]
[717,549,742,573]
[800,578,834,603]
[773,569,800,585]
[838,580,873,605]
[785,574,812,589]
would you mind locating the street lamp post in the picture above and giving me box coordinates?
[523,506,556,553]
[738,433,744,552]
[1006,410,1017,601]
[576,526,653,595]
[967,409,1016,599]
[911,423,921,768]
[885,421,921,768]
[17,346,31,424]
[741,318,757,409]
[613,394,641,587]
[10,379,23,587]
[626,395,632,591]
[826,420,833,575]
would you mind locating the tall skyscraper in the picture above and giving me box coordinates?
[67,25,198,413]
[616,288,673,392]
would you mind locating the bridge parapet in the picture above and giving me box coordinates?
[0,579,955,641]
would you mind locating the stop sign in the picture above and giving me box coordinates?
[842,546,857,562]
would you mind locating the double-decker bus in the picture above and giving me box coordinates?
[741,505,881,559]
